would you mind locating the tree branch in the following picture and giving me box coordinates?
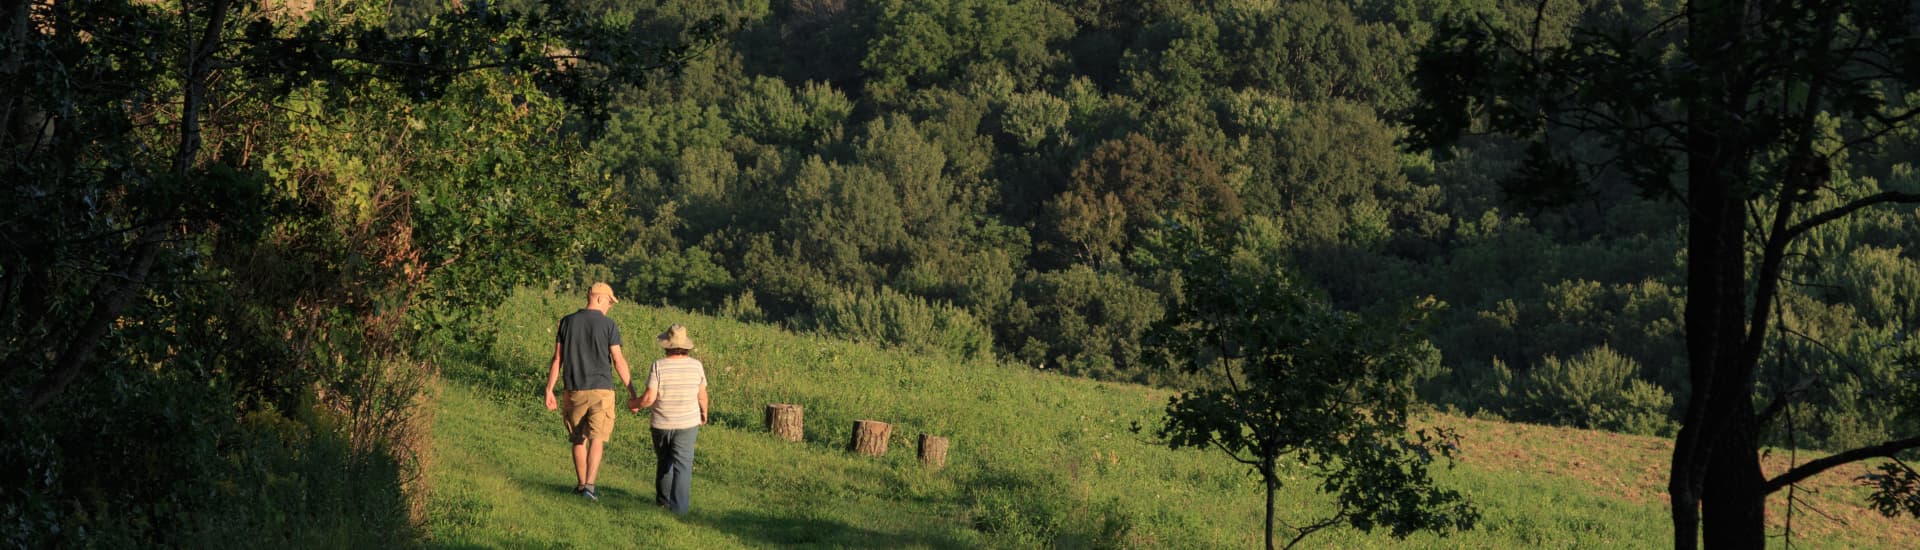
[1283,502,1348,549]
[1209,436,1262,468]
[26,0,230,409]
[1755,376,1813,424]
[1785,191,1920,241]
[1765,435,1920,493]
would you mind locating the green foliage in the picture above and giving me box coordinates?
[2,370,412,548]
[808,285,994,361]
[1523,345,1673,435]
[1241,99,1425,248]
[861,0,1075,103]
[728,76,852,145]
[1,0,710,544]
[474,0,1920,458]
[1046,133,1242,266]
[1216,0,1419,109]
[1005,266,1165,381]
[1148,228,1476,547]
[997,90,1072,150]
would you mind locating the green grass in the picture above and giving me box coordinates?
[423,288,1912,548]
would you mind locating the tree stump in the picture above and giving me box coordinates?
[918,434,949,469]
[849,419,891,456]
[765,403,804,442]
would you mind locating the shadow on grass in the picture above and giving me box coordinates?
[502,465,665,509]
[692,510,970,549]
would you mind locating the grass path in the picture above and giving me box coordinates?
[421,288,1911,548]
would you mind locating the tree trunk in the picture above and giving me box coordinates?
[1265,475,1277,550]
[1672,161,1751,549]
[849,419,890,456]
[1702,405,1767,548]
[1672,0,1754,546]
[916,434,948,469]
[765,403,804,442]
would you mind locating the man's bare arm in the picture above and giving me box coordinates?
[611,344,634,398]
[543,342,562,410]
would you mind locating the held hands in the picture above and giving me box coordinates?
[543,391,558,411]
[626,397,645,413]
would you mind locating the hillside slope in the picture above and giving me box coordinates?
[422,288,1912,548]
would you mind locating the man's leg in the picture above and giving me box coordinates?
[578,390,614,500]
[562,391,590,491]
[585,438,606,486]
[571,441,589,488]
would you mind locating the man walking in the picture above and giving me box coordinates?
[543,282,636,502]
[631,324,708,515]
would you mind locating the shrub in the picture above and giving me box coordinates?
[809,285,994,361]
[1596,379,1677,437]
[1522,345,1674,434]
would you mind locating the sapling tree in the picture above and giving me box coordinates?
[1142,227,1476,549]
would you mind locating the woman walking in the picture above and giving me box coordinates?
[629,324,709,515]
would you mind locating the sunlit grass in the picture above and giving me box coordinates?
[422,287,1910,548]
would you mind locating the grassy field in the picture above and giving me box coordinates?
[422,288,1915,548]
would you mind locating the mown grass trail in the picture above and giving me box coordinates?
[422,288,1911,548]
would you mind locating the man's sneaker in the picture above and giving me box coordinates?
[581,485,599,502]
[573,485,586,495]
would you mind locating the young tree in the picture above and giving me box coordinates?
[1409,0,1920,546]
[1142,227,1476,549]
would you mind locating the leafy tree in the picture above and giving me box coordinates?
[1410,0,1920,545]
[1045,133,1241,266]
[1242,100,1429,248]
[861,0,1074,103]
[1121,13,1229,103]
[1143,228,1476,549]
[1217,0,1419,110]
[1,0,711,543]
[1004,265,1164,380]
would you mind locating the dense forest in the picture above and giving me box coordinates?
[548,0,1917,454]
[3,0,1916,546]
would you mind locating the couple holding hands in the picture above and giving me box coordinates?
[543,282,708,514]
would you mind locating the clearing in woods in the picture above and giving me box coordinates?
[422,288,1915,548]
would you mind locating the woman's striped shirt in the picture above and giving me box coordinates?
[647,356,707,430]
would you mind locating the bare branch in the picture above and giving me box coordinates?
[1283,501,1349,549]
[1209,437,1262,468]
[1766,435,1920,493]
[1785,191,1920,240]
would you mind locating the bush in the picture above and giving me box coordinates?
[1522,345,1674,434]
[809,285,994,361]
[1004,266,1165,381]
[1,370,415,548]
[1595,379,1677,437]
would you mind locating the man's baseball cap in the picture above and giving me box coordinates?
[589,282,618,303]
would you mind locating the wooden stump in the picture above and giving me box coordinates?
[918,434,949,469]
[765,403,804,442]
[849,420,891,456]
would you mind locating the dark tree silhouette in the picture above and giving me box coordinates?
[1408,0,1920,546]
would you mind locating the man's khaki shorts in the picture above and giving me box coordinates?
[562,389,617,443]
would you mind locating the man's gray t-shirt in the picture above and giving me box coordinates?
[557,309,622,391]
